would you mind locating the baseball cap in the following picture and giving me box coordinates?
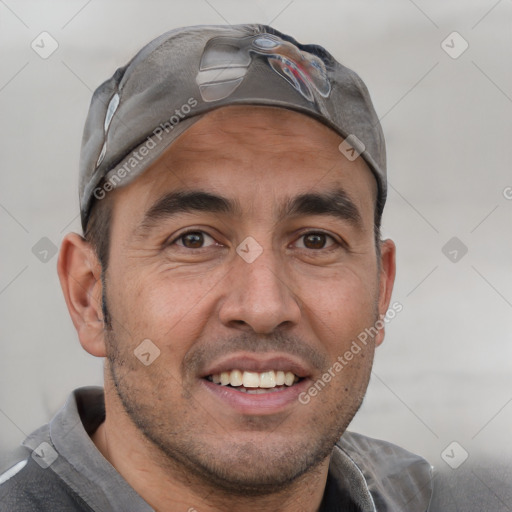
[79,23,386,231]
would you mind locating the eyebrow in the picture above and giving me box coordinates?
[135,187,362,236]
[135,190,240,234]
[279,188,362,228]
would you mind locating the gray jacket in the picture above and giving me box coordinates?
[0,387,433,511]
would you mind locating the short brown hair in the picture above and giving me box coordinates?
[83,192,113,272]
[83,191,113,328]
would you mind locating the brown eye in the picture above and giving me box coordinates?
[304,233,326,249]
[296,232,336,250]
[176,231,215,249]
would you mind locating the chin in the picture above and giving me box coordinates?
[154,433,331,496]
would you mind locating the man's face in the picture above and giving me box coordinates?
[101,105,393,493]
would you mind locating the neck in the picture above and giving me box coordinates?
[91,382,330,512]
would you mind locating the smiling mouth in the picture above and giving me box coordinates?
[206,369,302,394]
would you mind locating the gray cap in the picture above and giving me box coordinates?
[79,23,386,231]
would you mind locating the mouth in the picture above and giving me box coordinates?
[199,354,312,413]
[205,369,303,394]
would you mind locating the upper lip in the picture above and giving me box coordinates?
[200,353,312,379]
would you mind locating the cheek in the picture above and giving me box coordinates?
[296,265,379,354]
[107,264,222,355]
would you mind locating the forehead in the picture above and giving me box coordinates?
[166,106,353,169]
[111,106,377,225]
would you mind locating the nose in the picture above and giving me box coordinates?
[218,247,302,334]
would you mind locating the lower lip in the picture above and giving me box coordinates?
[200,378,311,415]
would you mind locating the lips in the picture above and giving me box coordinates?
[200,354,310,398]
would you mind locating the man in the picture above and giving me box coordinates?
[0,24,433,511]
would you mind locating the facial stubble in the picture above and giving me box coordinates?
[100,276,378,497]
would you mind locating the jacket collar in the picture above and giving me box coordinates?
[332,431,433,511]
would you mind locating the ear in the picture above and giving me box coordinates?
[57,232,107,357]
[374,238,396,347]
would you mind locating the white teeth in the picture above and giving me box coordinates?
[284,371,295,386]
[230,369,243,387]
[259,371,276,388]
[242,371,260,388]
[209,369,300,389]
[275,370,285,386]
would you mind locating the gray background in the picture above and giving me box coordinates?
[1,0,511,501]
